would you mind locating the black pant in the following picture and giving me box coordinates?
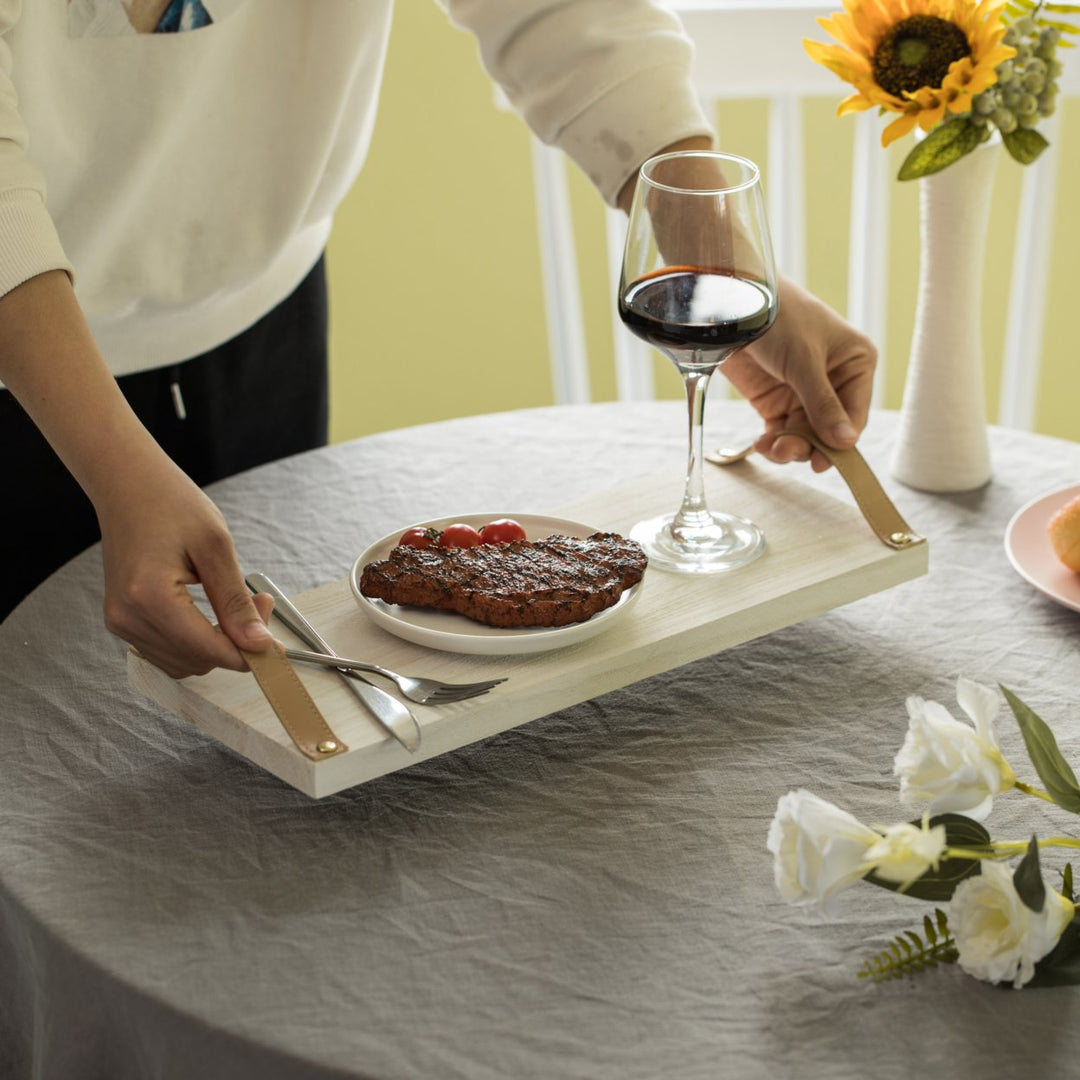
[0,255,329,621]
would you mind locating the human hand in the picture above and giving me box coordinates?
[722,276,877,472]
[97,461,276,678]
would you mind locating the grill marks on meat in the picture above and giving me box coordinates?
[359,532,647,628]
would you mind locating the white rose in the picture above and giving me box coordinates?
[767,790,880,914]
[863,818,946,889]
[893,678,1016,821]
[950,860,1074,988]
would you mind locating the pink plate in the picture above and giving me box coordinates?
[1004,483,1080,614]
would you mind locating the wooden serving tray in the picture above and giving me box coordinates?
[129,465,928,797]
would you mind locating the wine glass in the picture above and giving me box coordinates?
[618,150,778,574]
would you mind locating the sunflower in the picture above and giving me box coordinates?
[805,0,1017,146]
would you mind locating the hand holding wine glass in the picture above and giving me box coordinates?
[723,276,876,473]
[618,150,778,573]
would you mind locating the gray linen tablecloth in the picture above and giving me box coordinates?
[2,401,1079,1079]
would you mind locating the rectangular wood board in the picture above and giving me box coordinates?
[128,463,928,797]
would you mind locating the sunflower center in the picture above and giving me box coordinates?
[873,15,971,97]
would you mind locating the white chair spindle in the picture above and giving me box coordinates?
[998,110,1061,431]
[847,110,892,405]
[531,138,591,405]
[767,92,807,287]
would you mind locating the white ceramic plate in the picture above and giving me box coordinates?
[1004,483,1080,614]
[349,513,644,655]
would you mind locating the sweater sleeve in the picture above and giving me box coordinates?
[0,1,74,297]
[439,0,714,206]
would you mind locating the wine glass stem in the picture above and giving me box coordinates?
[675,365,716,531]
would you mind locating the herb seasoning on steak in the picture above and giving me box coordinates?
[359,532,647,628]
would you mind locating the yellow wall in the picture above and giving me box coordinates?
[327,3,1080,444]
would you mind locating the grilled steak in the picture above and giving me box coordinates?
[359,532,647,628]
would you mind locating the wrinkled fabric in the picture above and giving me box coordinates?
[1,401,1079,1079]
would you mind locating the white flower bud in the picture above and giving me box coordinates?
[863,819,946,889]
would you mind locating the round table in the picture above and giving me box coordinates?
[2,401,1079,1080]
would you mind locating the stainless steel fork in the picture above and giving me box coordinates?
[283,647,506,705]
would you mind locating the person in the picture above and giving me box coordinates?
[0,0,876,678]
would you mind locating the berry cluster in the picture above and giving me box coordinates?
[971,15,1064,138]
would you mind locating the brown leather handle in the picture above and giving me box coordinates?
[774,424,926,551]
[242,639,349,761]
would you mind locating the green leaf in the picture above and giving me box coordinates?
[924,913,939,945]
[1002,127,1050,166]
[1022,913,1080,988]
[1013,835,1047,913]
[1040,17,1080,33]
[1064,863,1074,904]
[864,814,990,901]
[1001,685,1080,812]
[898,119,983,181]
[857,908,959,982]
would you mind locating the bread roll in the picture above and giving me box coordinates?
[1047,493,1080,572]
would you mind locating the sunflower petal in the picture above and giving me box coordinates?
[883,111,920,146]
[918,101,947,129]
[819,10,874,55]
[837,91,877,115]
[805,40,874,87]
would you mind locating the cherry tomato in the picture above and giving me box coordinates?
[479,518,527,545]
[398,526,441,549]
[439,523,483,548]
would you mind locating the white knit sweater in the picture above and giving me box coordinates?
[0,0,709,376]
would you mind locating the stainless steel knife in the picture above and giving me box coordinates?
[245,572,421,753]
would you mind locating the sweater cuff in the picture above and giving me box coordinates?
[552,64,714,207]
[0,191,75,297]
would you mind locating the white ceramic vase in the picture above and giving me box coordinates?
[889,136,1001,493]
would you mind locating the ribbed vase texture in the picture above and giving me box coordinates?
[890,138,1001,493]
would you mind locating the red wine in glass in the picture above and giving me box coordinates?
[619,265,777,365]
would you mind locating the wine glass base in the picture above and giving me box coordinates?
[630,511,765,574]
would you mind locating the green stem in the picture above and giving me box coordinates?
[945,838,1080,862]
[1015,780,1058,805]
[1036,837,1080,851]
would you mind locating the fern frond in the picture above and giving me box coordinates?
[858,909,959,983]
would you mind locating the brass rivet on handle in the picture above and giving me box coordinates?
[890,532,914,547]
[316,740,339,754]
